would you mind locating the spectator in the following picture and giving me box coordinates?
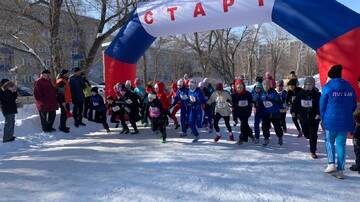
[350,109,360,174]
[34,69,58,132]
[69,68,86,127]
[321,65,357,179]
[1,80,18,143]
[55,69,72,133]
[83,74,93,121]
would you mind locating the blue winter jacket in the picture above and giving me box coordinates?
[172,87,190,110]
[91,94,106,112]
[188,87,206,110]
[320,78,357,132]
[260,88,281,114]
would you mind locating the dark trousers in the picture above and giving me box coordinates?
[353,136,360,168]
[3,113,15,141]
[280,112,287,131]
[73,102,84,125]
[300,119,320,153]
[120,113,138,132]
[83,97,93,120]
[292,114,302,132]
[214,113,232,133]
[262,113,283,139]
[151,118,167,139]
[239,118,253,142]
[39,111,56,132]
[59,103,70,129]
[94,110,109,130]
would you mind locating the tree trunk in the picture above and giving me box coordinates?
[49,0,63,75]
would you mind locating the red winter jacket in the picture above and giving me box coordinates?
[34,77,58,112]
[156,82,170,110]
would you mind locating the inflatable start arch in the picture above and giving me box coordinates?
[104,0,360,100]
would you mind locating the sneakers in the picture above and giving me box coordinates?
[297,131,303,138]
[228,133,235,142]
[310,153,318,159]
[192,136,200,143]
[214,134,221,143]
[278,137,283,146]
[349,164,359,172]
[263,139,270,146]
[324,164,337,173]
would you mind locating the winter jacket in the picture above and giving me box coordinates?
[292,89,321,121]
[134,86,146,99]
[56,78,72,104]
[320,78,357,132]
[69,75,85,103]
[188,87,206,111]
[146,98,167,120]
[260,88,281,115]
[156,82,170,110]
[172,87,190,110]
[120,90,141,120]
[83,82,92,98]
[232,91,253,120]
[277,90,287,112]
[286,87,303,105]
[34,77,58,112]
[0,89,18,115]
[91,94,106,112]
[252,90,265,112]
[207,90,232,117]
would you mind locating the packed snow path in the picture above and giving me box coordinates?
[0,105,359,202]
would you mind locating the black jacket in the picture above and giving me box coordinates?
[0,90,18,115]
[291,89,321,120]
[69,75,85,103]
[231,91,253,120]
[286,87,303,113]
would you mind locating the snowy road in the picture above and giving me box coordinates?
[0,105,359,202]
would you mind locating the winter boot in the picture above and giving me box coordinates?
[278,136,283,146]
[263,139,270,146]
[228,133,235,142]
[324,164,337,173]
[297,131,303,138]
[192,136,200,143]
[311,153,318,159]
[214,134,221,143]
[349,164,358,172]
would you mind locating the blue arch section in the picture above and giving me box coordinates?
[272,0,360,50]
[105,10,156,64]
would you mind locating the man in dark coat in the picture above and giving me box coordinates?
[69,67,86,127]
[0,79,18,142]
[34,69,58,132]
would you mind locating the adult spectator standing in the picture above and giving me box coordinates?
[69,68,86,127]
[321,65,357,179]
[0,80,18,142]
[34,70,58,132]
[55,69,72,133]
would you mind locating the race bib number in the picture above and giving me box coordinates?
[291,96,296,102]
[125,99,133,104]
[125,107,131,113]
[93,102,99,107]
[263,101,273,108]
[217,102,227,109]
[190,95,196,102]
[112,106,120,112]
[301,100,313,108]
[149,106,161,118]
[180,94,188,100]
[238,100,248,107]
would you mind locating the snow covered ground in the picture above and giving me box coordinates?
[0,105,359,202]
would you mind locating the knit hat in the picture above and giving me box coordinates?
[304,77,316,87]
[255,82,263,89]
[91,87,98,93]
[60,69,69,76]
[328,65,343,79]
[276,80,284,87]
[41,69,51,74]
[287,79,298,86]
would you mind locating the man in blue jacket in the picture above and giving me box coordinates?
[320,65,357,179]
[171,79,190,137]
